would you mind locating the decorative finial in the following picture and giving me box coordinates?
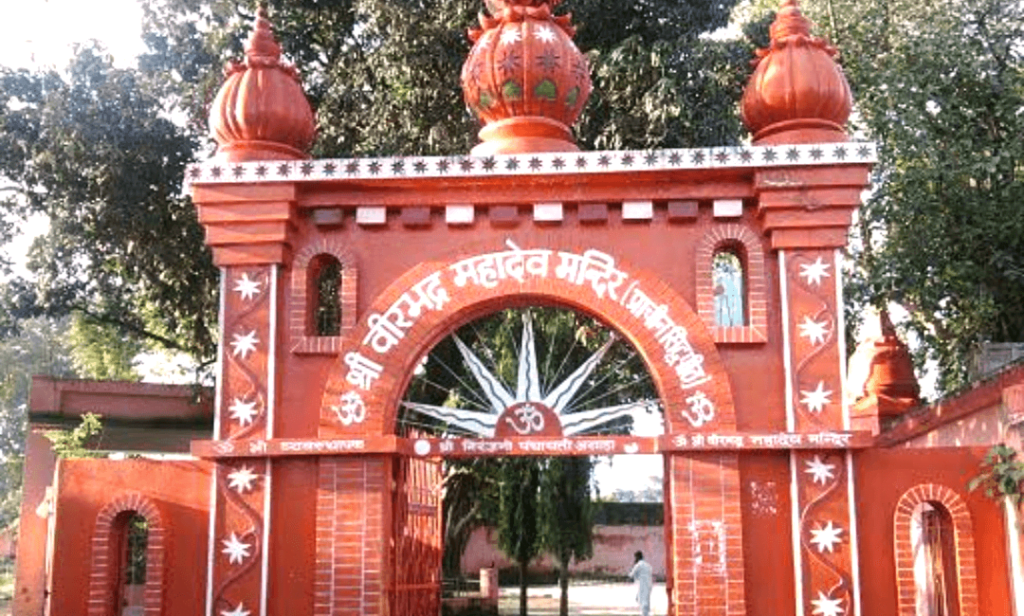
[208,6,315,162]
[740,0,853,144]
[862,310,921,415]
[460,0,591,155]
[245,4,282,62]
[771,0,812,40]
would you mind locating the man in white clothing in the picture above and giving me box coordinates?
[629,550,653,616]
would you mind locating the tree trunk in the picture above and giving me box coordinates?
[558,555,569,616]
[519,560,528,616]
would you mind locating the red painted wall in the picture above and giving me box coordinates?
[854,447,1012,616]
[47,458,211,616]
[739,452,795,616]
[14,378,212,616]
[460,524,667,578]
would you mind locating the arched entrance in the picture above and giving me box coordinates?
[317,243,745,615]
[396,303,664,614]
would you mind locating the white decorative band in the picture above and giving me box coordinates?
[184,143,878,189]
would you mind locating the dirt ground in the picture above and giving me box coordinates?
[0,582,662,616]
[500,581,668,615]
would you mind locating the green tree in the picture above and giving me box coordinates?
[2,0,766,369]
[0,47,217,362]
[539,456,594,616]
[138,0,763,156]
[497,456,541,616]
[44,413,105,459]
[440,457,501,578]
[772,0,1024,394]
[68,315,143,381]
[0,317,77,526]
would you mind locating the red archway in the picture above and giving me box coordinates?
[313,242,746,615]
[320,241,737,438]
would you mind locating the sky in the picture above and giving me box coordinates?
[3,0,146,70]
[3,0,148,276]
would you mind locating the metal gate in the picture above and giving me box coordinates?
[391,452,443,615]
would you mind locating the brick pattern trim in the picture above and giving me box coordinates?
[893,484,979,616]
[668,452,746,616]
[88,492,166,616]
[314,457,387,616]
[290,240,358,355]
[696,224,768,344]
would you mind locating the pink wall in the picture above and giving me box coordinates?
[461,525,666,579]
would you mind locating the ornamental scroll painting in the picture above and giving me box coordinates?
[321,241,736,438]
[786,249,856,616]
[212,266,273,616]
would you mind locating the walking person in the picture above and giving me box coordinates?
[629,550,653,616]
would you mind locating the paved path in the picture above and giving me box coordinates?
[499,582,668,615]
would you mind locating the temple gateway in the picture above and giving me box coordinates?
[14,1,1024,615]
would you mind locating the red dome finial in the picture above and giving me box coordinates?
[740,0,853,144]
[862,310,921,416]
[208,6,315,162]
[460,0,591,155]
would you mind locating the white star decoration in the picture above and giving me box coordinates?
[227,466,259,493]
[799,381,833,414]
[228,397,259,426]
[799,257,831,286]
[232,273,262,301]
[798,316,829,346]
[221,532,252,565]
[500,28,522,46]
[809,521,844,553]
[533,25,556,43]
[811,590,845,616]
[230,330,259,359]
[221,603,251,616]
[804,455,836,485]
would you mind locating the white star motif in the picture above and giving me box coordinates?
[221,603,251,616]
[500,27,522,46]
[799,381,833,414]
[227,466,259,493]
[804,455,836,485]
[230,330,259,359]
[533,25,556,43]
[799,257,831,286]
[809,521,844,553]
[797,316,829,346]
[811,590,845,616]
[221,532,252,565]
[228,397,259,426]
[233,273,262,301]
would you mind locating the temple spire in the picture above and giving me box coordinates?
[208,5,315,162]
[741,0,853,144]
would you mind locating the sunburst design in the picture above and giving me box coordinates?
[401,310,661,438]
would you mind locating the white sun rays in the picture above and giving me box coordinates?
[400,311,661,437]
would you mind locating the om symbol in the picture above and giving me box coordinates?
[504,403,545,435]
[334,391,367,426]
[681,391,715,428]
